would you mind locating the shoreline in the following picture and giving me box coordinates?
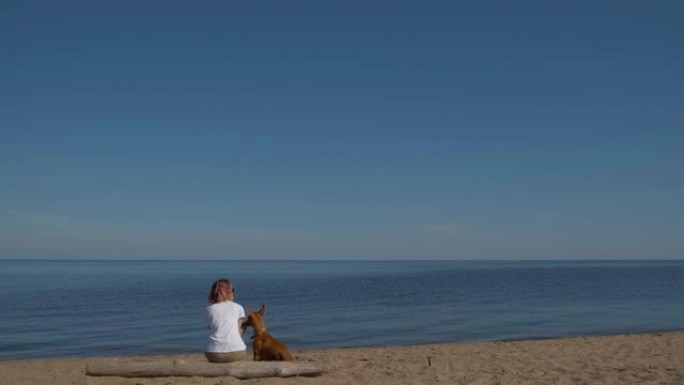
[1,332,683,384]
[5,328,683,362]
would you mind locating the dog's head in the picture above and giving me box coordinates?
[244,304,267,330]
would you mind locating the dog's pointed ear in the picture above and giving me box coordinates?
[247,309,254,315]
[258,304,265,316]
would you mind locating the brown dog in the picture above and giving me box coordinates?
[244,305,294,361]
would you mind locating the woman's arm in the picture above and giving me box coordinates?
[238,317,247,334]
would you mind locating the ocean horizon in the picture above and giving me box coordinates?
[1,259,683,360]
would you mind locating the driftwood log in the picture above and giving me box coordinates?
[86,359,326,379]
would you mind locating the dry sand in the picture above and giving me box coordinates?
[1,332,682,385]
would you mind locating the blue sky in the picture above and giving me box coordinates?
[1,1,682,260]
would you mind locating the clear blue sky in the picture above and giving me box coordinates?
[1,1,682,260]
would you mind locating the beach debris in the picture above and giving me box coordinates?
[86,360,326,379]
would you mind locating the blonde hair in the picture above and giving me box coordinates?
[208,278,233,304]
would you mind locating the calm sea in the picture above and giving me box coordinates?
[1,260,683,360]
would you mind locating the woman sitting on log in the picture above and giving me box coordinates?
[204,278,248,363]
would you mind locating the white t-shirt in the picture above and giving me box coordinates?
[204,301,247,353]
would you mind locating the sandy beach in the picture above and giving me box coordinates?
[1,332,682,385]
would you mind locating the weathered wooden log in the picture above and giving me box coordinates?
[86,359,326,379]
